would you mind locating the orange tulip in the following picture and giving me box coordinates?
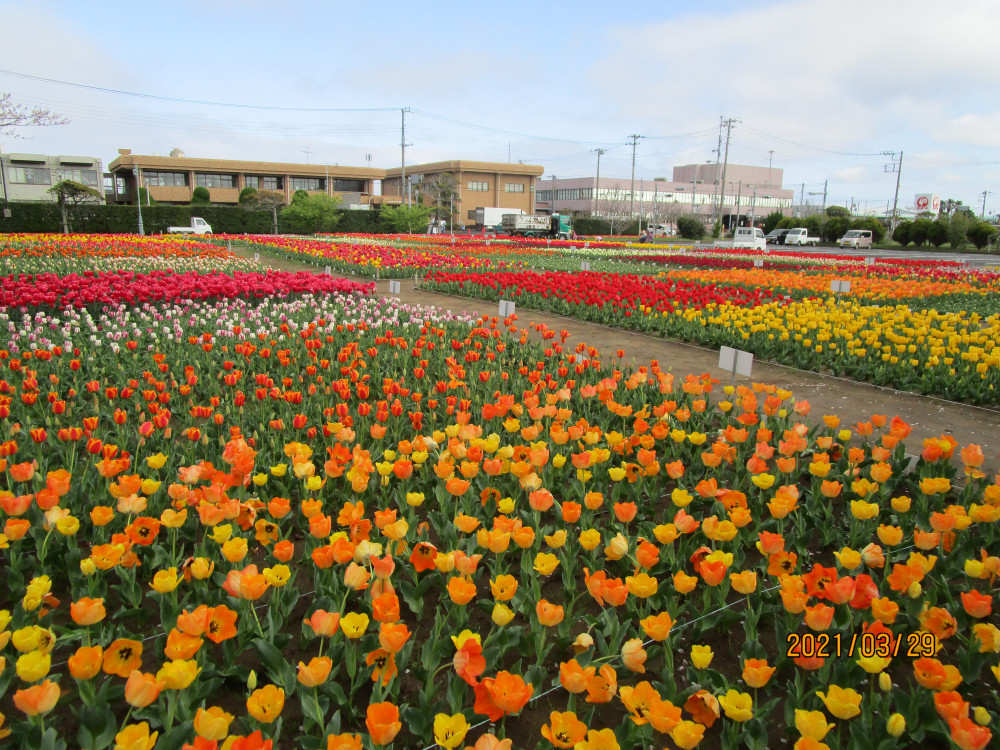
[70,597,106,626]
[103,639,143,677]
[124,670,164,708]
[473,671,534,720]
[742,658,775,688]
[447,577,477,605]
[684,689,721,728]
[246,684,285,723]
[622,639,647,673]
[585,664,617,704]
[541,711,587,749]
[559,659,596,693]
[68,645,103,680]
[297,656,333,687]
[366,702,402,745]
[13,680,60,716]
[536,599,565,627]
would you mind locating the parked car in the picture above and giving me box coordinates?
[732,226,767,251]
[838,229,873,249]
[784,228,820,246]
[764,228,791,245]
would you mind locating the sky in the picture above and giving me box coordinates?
[3,0,1000,216]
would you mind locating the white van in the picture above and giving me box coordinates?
[838,229,873,249]
[732,227,766,250]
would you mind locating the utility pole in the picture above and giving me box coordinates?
[767,149,775,186]
[592,148,605,215]
[400,108,412,206]
[627,134,643,220]
[883,150,903,234]
[981,190,992,219]
[716,117,738,230]
[799,183,805,218]
[714,118,723,214]
[551,174,557,215]
[302,146,313,164]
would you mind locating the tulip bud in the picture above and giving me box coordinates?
[80,559,97,577]
[247,669,257,690]
[878,673,892,692]
[886,713,905,737]
[907,582,922,599]
[973,706,990,726]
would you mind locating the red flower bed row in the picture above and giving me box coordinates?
[424,269,776,314]
[0,270,373,309]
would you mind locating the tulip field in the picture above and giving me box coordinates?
[0,233,998,750]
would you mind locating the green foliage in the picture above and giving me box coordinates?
[137,187,156,206]
[338,209,385,234]
[239,186,258,204]
[620,219,641,236]
[281,193,342,235]
[825,205,850,218]
[823,216,850,243]
[927,220,949,248]
[762,211,784,234]
[949,210,974,249]
[47,180,104,233]
[291,190,310,204]
[850,217,886,244]
[190,186,211,206]
[378,204,433,234]
[711,220,722,239]
[676,215,706,241]
[909,218,933,247]
[893,220,912,246]
[966,221,998,250]
[572,217,612,236]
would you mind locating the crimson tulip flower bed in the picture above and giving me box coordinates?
[422,269,778,317]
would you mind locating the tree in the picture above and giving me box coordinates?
[282,193,342,235]
[927,219,949,248]
[595,188,633,234]
[823,217,850,243]
[762,211,785,234]
[378,204,433,234]
[0,93,68,137]
[239,186,258,204]
[47,180,103,234]
[893,220,912,246]
[249,191,285,235]
[910,218,933,247]
[966,221,998,250]
[676,215,705,241]
[949,210,974,249]
[825,205,850,218]
[418,174,458,223]
[291,190,310,205]
[191,186,211,206]
[940,198,965,217]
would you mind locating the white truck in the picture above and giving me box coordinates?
[784,228,820,246]
[502,214,572,240]
[475,207,525,228]
[167,217,213,235]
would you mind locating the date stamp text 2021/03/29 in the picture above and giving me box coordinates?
[785,631,940,660]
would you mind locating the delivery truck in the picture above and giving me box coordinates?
[475,207,525,228]
[501,214,573,240]
[167,217,213,235]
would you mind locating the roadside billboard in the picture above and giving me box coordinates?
[915,194,941,214]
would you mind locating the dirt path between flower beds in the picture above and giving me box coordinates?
[240,246,1000,475]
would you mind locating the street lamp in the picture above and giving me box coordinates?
[132,166,145,236]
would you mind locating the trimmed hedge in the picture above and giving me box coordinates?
[0,201,393,235]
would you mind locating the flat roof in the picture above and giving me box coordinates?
[108,152,385,178]
[384,160,544,177]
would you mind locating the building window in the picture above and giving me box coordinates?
[195,173,236,188]
[333,178,366,193]
[290,177,323,191]
[467,181,488,192]
[262,176,283,190]
[537,190,551,202]
[504,183,525,193]
[144,171,188,188]
[55,168,99,186]
[8,167,50,185]
[245,176,259,189]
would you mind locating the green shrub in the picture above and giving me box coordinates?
[967,221,998,250]
[677,215,706,240]
[190,186,211,206]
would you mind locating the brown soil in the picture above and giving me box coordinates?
[240,245,1000,477]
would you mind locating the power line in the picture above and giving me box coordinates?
[0,69,398,113]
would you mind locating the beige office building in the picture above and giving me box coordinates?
[383,160,544,227]
[107,150,388,207]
